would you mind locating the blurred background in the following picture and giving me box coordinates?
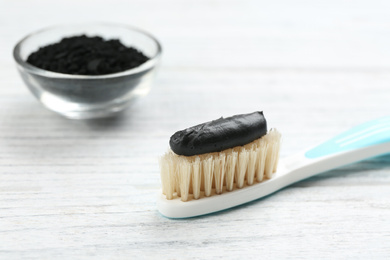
[3,0,390,68]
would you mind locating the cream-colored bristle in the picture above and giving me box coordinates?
[246,145,257,185]
[174,158,181,197]
[159,129,281,201]
[236,148,249,188]
[192,157,201,199]
[256,139,267,182]
[225,151,237,191]
[264,129,281,178]
[178,158,191,202]
[203,156,214,197]
[214,154,226,194]
[159,154,175,199]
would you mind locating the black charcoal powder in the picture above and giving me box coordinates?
[26,35,149,75]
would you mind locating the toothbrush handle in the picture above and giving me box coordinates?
[281,116,390,186]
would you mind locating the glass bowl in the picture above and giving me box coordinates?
[13,23,162,119]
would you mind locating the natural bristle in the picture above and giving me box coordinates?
[159,129,281,202]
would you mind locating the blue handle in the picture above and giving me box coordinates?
[305,116,390,159]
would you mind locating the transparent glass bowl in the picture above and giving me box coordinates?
[13,23,162,119]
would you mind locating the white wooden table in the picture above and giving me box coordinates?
[1,0,390,259]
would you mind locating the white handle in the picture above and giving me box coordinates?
[278,116,390,188]
[277,141,390,190]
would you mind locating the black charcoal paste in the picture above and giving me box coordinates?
[26,35,149,75]
[170,111,267,156]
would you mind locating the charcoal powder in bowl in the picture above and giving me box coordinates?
[26,35,150,75]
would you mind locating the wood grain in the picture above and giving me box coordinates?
[1,0,390,259]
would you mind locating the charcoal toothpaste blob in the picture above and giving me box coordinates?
[170,112,267,156]
[159,111,281,202]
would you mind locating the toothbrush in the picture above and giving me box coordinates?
[158,116,390,218]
